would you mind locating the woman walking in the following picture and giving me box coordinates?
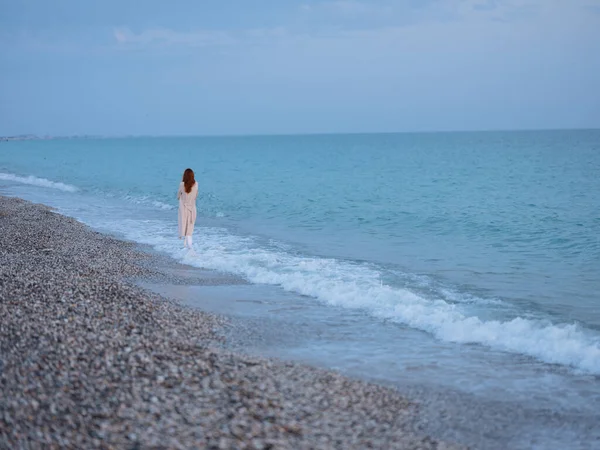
[177,168,198,250]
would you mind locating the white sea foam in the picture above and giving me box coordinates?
[123,195,175,210]
[0,172,78,192]
[106,219,600,375]
[438,288,504,306]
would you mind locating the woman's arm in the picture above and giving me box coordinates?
[177,183,182,200]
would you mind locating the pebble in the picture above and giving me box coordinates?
[0,196,466,449]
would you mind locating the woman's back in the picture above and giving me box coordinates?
[178,181,198,206]
[179,168,198,248]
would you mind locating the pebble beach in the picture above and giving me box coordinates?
[0,195,464,449]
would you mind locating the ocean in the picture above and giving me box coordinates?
[1,130,599,448]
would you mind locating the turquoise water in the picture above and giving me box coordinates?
[1,131,599,376]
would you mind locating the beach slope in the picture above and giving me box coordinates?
[0,196,462,449]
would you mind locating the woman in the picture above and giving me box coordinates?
[177,168,198,249]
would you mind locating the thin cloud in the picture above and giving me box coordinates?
[298,0,585,26]
[111,1,596,52]
[113,27,236,48]
[299,0,397,20]
[323,1,383,15]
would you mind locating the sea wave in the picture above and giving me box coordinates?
[123,195,175,211]
[109,220,600,375]
[0,172,79,193]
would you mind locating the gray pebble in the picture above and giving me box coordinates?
[0,196,465,450]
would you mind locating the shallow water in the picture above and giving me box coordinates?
[140,280,600,450]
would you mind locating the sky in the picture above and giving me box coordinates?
[0,0,599,136]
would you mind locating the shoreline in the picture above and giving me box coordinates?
[0,195,463,449]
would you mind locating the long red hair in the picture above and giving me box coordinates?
[182,168,195,193]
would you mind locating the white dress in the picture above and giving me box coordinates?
[177,181,198,237]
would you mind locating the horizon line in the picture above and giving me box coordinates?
[2,126,599,140]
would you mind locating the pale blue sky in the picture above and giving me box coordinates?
[1,0,599,136]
